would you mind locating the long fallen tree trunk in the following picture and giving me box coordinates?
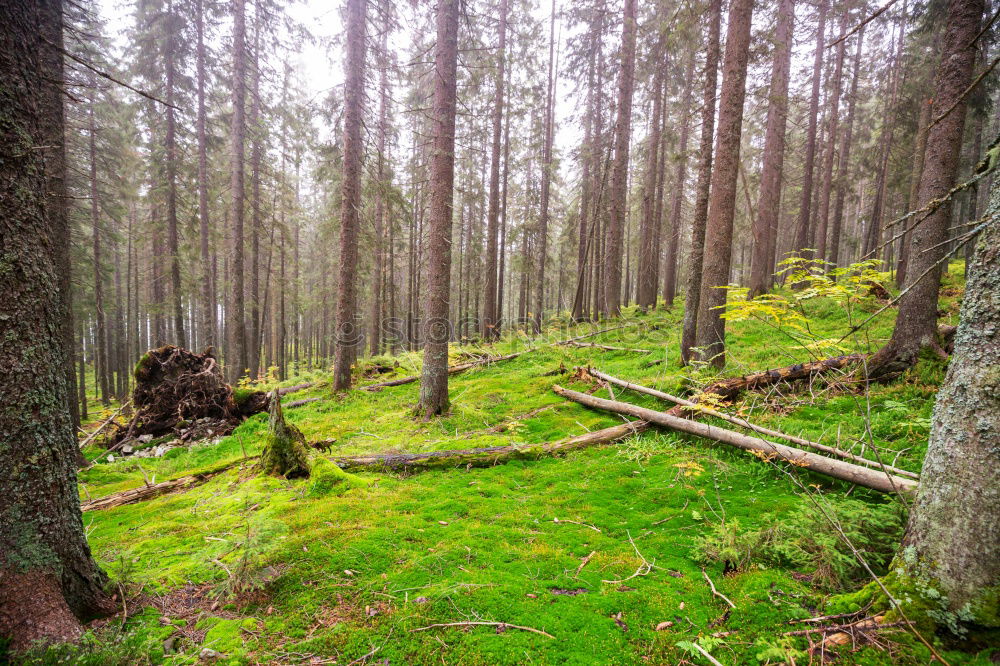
[564,342,653,354]
[80,467,233,512]
[586,367,919,480]
[700,354,866,402]
[362,352,526,391]
[330,420,649,471]
[552,385,916,495]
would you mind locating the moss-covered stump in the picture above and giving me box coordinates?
[109,346,267,446]
[259,390,311,479]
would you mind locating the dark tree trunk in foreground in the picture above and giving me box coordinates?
[484,0,508,340]
[227,0,248,381]
[793,0,827,257]
[693,0,754,369]
[0,1,114,649]
[333,0,366,391]
[603,0,637,318]
[418,0,460,417]
[680,0,721,364]
[749,0,794,297]
[868,0,982,379]
[899,189,999,628]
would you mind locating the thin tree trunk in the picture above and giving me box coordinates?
[227,0,248,381]
[693,0,755,368]
[662,54,695,308]
[603,0,637,318]
[637,54,664,311]
[88,76,109,407]
[418,0,460,417]
[680,0,722,364]
[793,0,828,258]
[483,0,508,340]
[333,0,367,390]
[195,0,214,348]
[370,7,390,357]
[165,0,185,348]
[828,19,865,269]
[535,0,557,332]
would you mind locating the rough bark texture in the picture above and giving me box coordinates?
[483,0,508,340]
[603,0,637,318]
[418,0,460,417]
[793,0,827,258]
[333,0,366,391]
[693,0,755,368]
[0,1,115,649]
[899,185,999,628]
[749,0,795,298]
[227,0,248,381]
[680,0,721,364]
[259,391,311,478]
[868,0,982,380]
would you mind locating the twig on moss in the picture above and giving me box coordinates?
[411,621,554,639]
[701,569,736,610]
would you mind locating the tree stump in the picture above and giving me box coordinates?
[259,389,311,478]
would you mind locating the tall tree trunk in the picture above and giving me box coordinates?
[248,14,262,378]
[897,97,932,286]
[637,53,664,312]
[370,6,390,357]
[603,0,637,318]
[749,0,794,297]
[196,0,214,349]
[662,53,695,308]
[828,19,864,269]
[534,0,557,333]
[693,0,755,369]
[793,0,827,258]
[418,0,460,417]
[483,0,508,341]
[0,1,114,648]
[88,76,110,407]
[227,0,248,381]
[332,0,366,390]
[165,0,185,348]
[868,0,982,378]
[680,0,722,364]
[898,179,999,628]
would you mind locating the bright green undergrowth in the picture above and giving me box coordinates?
[40,262,994,664]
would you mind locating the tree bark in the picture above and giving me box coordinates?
[868,0,982,379]
[603,0,637,318]
[898,179,999,627]
[164,0,185,349]
[227,0,248,381]
[693,0,755,368]
[196,0,214,349]
[680,0,721,364]
[749,0,795,297]
[0,1,114,648]
[370,4,390,357]
[333,0,366,390]
[638,49,664,311]
[535,0,557,333]
[815,10,847,264]
[418,0,460,417]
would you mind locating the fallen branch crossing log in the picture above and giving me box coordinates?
[553,385,916,495]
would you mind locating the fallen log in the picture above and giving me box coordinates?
[78,399,131,449]
[585,368,919,480]
[564,341,653,354]
[554,324,628,345]
[362,352,526,391]
[552,385,916,495]
[699,354,866,402]
[331,420,649,471]
[284,397,320,409]
[278,382,314,395]
[80,467,234,512]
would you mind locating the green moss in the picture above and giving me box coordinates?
[232,387,256,407]
[308,458,370,497]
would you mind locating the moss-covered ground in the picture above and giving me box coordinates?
[31,262,997,664]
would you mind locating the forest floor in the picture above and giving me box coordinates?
[31,261,997,665]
